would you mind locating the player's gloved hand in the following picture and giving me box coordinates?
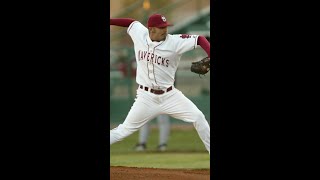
[190,57,210,75]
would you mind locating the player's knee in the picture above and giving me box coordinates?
[193,111,206,121]
[193,111,210,130]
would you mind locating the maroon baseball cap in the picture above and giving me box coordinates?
[147,14,173,28]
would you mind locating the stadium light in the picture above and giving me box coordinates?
[143,0,150,10]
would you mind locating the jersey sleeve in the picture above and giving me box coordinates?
[171,34,199,54]
[127,21,148,43]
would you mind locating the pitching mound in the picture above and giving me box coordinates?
[110,166,210,180]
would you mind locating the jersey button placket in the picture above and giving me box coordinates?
[148,63,155,80]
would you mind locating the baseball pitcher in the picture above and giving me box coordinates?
[110,14,211,154]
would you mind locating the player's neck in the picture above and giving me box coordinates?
[150,38,165,42]
[149,35,165,42]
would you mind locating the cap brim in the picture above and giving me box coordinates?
[157,23,174,28]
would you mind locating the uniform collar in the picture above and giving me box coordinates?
[147,34,167,46]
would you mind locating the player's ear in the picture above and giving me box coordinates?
[149,27,155,33]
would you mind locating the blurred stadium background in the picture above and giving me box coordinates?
[110,0,210,127]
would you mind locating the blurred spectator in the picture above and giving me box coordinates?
[117,57,136,78]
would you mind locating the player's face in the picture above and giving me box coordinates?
[150,27,168,42]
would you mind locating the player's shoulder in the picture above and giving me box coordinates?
[130,20,141,25]
[128,21,148,34]
[168,34,199,40]
[130,21,146,28]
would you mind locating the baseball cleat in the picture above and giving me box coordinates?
[157,144,167,151]
[135,143,146,152]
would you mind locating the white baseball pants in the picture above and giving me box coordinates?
[110,87,210,153]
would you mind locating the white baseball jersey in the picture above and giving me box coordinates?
[127,21,199,90]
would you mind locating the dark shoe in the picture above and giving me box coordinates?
[157,144,167,152]
[135,143,146,152]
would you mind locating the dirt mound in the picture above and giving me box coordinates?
[110,166,210,180]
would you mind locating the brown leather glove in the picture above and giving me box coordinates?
[190,57,210,75]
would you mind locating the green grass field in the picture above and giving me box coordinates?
[110,125,210,169]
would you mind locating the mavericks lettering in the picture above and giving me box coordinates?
[138,50,169,67]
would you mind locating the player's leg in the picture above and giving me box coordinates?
[161,89,210,153]
[134,122,150,151]
[157,114,170,151]
[139,122,150,144]
[110,90,160,145]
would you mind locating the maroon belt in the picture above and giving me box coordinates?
[139,85,173,95]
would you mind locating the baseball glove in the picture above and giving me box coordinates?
[191,57,210,75]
